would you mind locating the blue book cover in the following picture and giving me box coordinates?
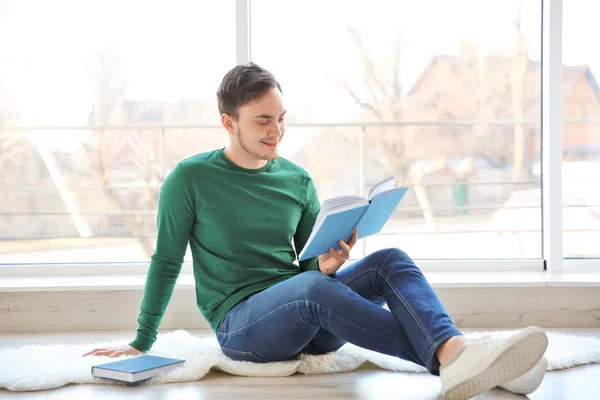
[298,204,370,261]
[298,179,409,261]
[92,355,185,383]
[356,186,409,239]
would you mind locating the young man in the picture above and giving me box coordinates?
[84,63,548,399]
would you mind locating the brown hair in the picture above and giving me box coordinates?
[217,62,282,120]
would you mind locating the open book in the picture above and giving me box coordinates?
[298,177,409,261]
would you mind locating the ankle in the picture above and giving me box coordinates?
[437,335,466,366]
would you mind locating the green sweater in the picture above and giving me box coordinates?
[129,148,321,352]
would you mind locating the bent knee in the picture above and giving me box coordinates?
[372,248,423,273]
[372,247,410,262]
[295,271,339,299]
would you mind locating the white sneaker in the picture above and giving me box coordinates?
[440,326,548,400]
[499,356,548,395]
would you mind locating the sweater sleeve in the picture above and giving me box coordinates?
[129,163,196,352]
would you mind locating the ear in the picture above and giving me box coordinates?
[221,113,236,135]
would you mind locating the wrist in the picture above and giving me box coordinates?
[129,338,150,353]
[317,257,339,277]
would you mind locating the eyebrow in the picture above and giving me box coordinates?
[253,110,287,119]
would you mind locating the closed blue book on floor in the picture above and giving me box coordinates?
[298,177,409,261]
[91,355,185,383]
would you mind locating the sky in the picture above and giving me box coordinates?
[0,0,597,127]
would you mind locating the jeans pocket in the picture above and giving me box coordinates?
[219,345,269,363]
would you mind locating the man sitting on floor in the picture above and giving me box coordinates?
[84,63,548,400]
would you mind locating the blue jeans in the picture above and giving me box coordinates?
[216,248,463,375]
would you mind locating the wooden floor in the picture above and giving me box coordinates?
[1,329,600,399]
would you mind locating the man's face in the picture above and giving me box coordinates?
[226,87,287,163]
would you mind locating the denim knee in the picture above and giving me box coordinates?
[376,247,409,261]
[372,248,422,274]
[295,271,339,301]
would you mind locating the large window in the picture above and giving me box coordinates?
[0,0,235,263]
[1,1,593,268]
[251,0,543,259]
[562,0,600,258]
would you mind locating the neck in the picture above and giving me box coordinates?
[223,145,268,170]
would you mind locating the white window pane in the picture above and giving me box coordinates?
[251,0,542,259]
[562,0,600,259]
[0,0,235,263]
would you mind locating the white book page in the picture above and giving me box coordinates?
[321,195,366,213]
[315,195,366,226]
[367,177,397,200]
[298,216,326,259]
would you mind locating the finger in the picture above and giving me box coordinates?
[106,349,125,358]
[347,229,359,248]
[92,349,115,357]
[338,239,351,257]
[82,348,105,357]
[329,247,346,263]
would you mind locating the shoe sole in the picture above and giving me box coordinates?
[444,327,548,400]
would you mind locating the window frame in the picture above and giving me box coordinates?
[1,0,598,286]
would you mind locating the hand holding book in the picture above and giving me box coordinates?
[317,228,358,275]
[298,177,409,261]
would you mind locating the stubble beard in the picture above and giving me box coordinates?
[236,128,279,161]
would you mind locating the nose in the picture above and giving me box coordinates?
[269,121,283,137]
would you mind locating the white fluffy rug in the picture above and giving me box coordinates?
[1,330,600,392]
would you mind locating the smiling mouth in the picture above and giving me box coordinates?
[261,141,278,148]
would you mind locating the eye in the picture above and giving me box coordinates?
[257,120,269,125]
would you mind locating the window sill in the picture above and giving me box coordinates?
[2,270,600,292]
